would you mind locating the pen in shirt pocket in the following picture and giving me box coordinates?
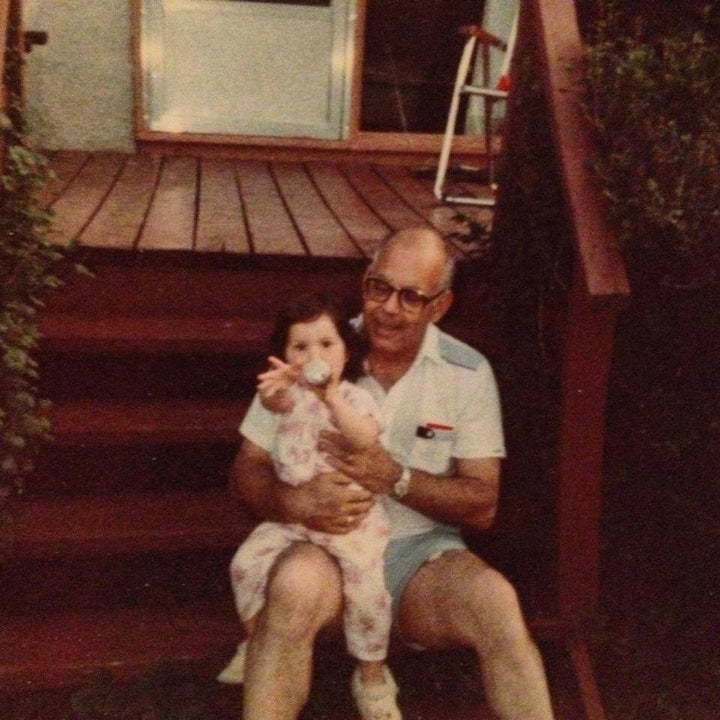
[416,421,454,439]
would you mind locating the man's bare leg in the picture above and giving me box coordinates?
[398,549,555,720]
[243,543,343,720]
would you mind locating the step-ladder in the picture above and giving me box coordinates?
[434,2,519,207]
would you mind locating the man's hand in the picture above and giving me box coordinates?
[319,431,401,495]
[280,470,375,534]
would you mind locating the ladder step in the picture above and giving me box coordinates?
[39,314,272,354]
[48,398,250,445]
[9,488,253,559]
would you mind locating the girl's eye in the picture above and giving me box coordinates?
[321,339,334,348]
[292,342,307,352]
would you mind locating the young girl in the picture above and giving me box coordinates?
[218,292,401,720]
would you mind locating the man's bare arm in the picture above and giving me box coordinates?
[398,457,500,530]
[319,435,500,532]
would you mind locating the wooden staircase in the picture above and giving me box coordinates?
[0,1,631,717]
[0,250,371,692]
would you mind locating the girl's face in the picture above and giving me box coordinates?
[284,313,347,383]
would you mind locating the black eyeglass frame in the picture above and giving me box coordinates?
[363,275,447,313]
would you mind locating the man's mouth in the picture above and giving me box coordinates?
[372,321,403,339]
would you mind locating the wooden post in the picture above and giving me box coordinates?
[556,261,619,620]
[528,0,630,623]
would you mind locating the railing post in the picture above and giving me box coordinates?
[556,261,620,621]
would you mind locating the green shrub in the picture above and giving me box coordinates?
[1,38,75,508]
[582,1,720,287]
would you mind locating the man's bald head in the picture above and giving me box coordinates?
[371,227,456,293]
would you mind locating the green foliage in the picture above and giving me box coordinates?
[582,1,720,287]
[0,49,74,507]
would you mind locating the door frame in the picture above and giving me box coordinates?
[131,0,485,161]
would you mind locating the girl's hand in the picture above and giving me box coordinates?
[308,375,341,406]
[257,356,299,407]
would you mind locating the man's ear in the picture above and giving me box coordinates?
[430,289,454,323]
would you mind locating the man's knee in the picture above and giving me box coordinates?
[466,567,535,654]
[264,543,343,632]
[400,550,530,652]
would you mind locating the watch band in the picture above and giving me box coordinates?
[392,466,411,499]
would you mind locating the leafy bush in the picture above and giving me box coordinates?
[582,1,720,287]
[1,39,74,508]
[579,5,720,718]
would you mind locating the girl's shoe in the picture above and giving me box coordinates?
[216,641,247,684]
[350,664,402,720]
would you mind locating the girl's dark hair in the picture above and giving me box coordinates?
[268,292,366,382]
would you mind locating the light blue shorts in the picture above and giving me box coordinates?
[384,525,467,618]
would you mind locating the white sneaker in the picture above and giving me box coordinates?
[216,640,247,684]
[350,664,402,720]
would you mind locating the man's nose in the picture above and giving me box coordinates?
[381,289,402,313]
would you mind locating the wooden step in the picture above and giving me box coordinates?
[0,600,240,691]
[48,398,249,445]
[0,603,574,719]
[0,602,498,720]
[39,314,272,354]
[32,443,237,496]
[43,253,366,319]
[9,488,253,559]
[0,546,235,616]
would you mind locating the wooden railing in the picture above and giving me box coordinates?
[528,0,630,618]
[498,3,631,718]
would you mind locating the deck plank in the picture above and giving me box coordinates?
[374,165,495,257]
[41,150,89,205]
[306,163,389,256]
[43,151,495,259]
[138,156,197,251]
[234,160,305,255]
[272,162,361,258]
[80,154,161,249]
[49,153,127,244]
[197,159,250,253]
[375,165,493,237]
[342,165,427,231]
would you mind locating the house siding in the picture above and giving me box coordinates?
[23,0,135,151]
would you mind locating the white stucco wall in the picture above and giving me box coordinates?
[23,0,135,151]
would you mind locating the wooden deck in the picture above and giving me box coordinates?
[43,151,494,258]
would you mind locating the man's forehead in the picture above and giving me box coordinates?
[374,245,443,288]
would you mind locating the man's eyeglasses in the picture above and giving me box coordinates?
[363,276,446,313]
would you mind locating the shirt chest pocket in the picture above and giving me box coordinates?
[409,426,456,474]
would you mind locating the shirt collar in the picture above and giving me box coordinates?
[352,315,442,367]
[416,323,443,365]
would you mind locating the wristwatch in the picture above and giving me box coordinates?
[392,466,412,499]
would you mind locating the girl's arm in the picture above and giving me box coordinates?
[323,388,379,449]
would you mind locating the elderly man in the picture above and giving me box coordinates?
[230,227,555,720]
